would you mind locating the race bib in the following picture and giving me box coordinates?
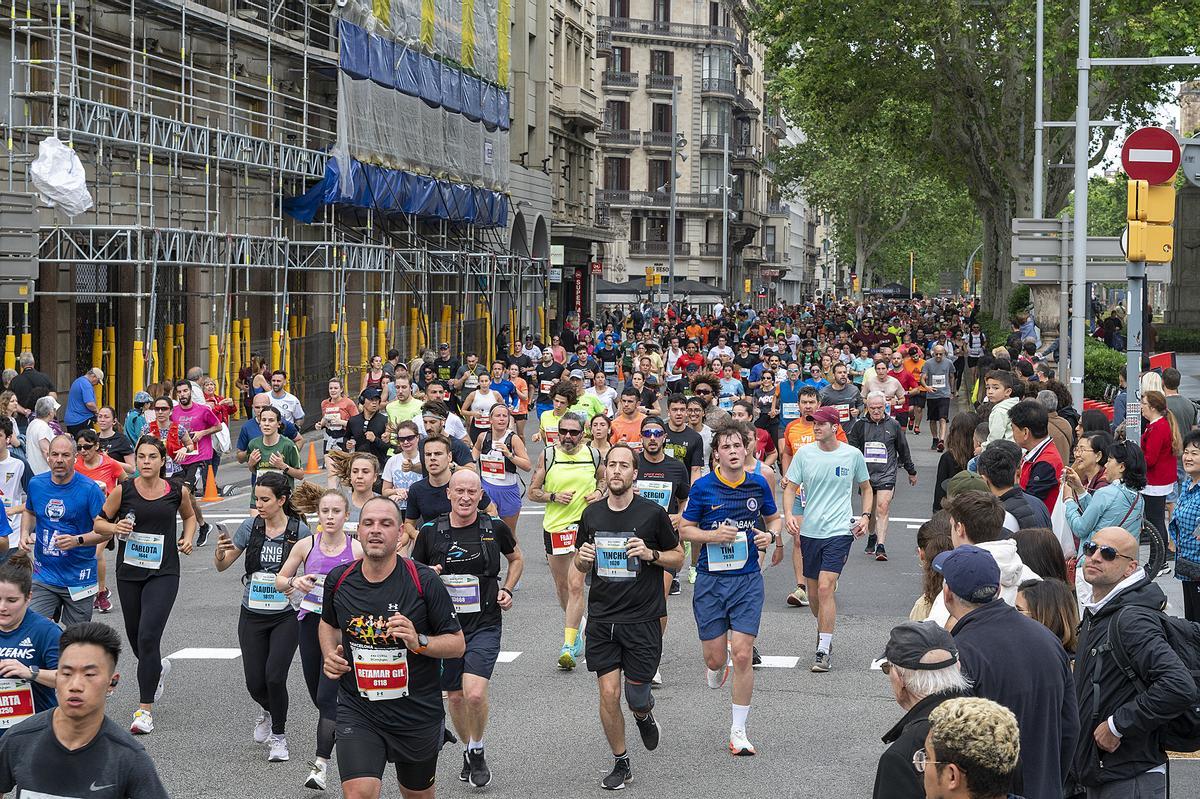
[864,441,889,465]
[300,574,327,614]
[719,396,734,411]
[464,374,480,390]
[68,582,99,602]
[474,415,491,429]
[344,522,359,539]
[635,479,673,510]
[480,453,506,477]
[549,525,579,555]
[248,571,288,611]
[595,536,639,581]
[931,374,946,388]
[352,644,409,700]
[625,439,643,452]
[441,573,483,613]
[123,532,165,570]
[836,404,850,423]
[604,361,616,373]
[539,380,553,395]
[324,411,345,430]
[782,402,800,418]
[0,679,34,730]
[705,537,750,572]
[544,429,559,445]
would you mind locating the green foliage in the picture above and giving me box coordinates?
[1083,337,1126,401]
[976,314,1007,353]
[1061,175,1129,237]
[1007,285,1031,319]
[1156,327,1200,354]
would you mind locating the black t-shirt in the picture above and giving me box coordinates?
[410,516,516,633]
[635,453,691,514]
[322,558,461,739]
[663,425,703,474]
[638,385,659,411]
[577,495,678,624]
[0,711,169,798]
[415,437,473,470]
[347,411,389,462]
[98,431,134,461]
[9,369,54,414]
[505,353,533,374]
[433,357,461,382]
[115,478,184,581]
[534,362,565,402]
[403,478,489,526]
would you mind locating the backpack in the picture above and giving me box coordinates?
[1107,606,1200,752]
[244,515,302,577]
[329,557,424,599]
[426,513,500,579]
[544,444,601,474]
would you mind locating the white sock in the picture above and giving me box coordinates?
[818,633,833,654]
[469,737,483,752]
[731,704,750,731]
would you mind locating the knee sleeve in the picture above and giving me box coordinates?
[624,679,653,714]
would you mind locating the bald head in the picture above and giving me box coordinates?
[448,468,483,521]
[1094,526,1138,559]
[449,468,481,492]
[1083,526,1142,600]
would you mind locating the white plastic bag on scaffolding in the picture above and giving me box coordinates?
[30,136,93,218]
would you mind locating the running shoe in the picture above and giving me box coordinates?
[936,440,945,453]
[785,584,809,607]
[706,653,731,689]
[668,577,681,596]
[729,728,756,756]
[930,437,938,451]
[601,757,632,790]
[864,533,877,555]
[253,711,272,743]
[459,751,471,782]
[94,588,112,614]
[752,645,762,667]
[875,544,888,562]
[130,708,154,735]
[913,426,921,435]
[468,748,492,788]
[811,650,831,673]
[687,566,697,584]
[305,761,328,791]
[558,643,577,670]
[635,711,660,751]
[907,420,914,432]
[196,522,212,548]
[651,670,663,687]
[267,734,289,762]
[154,658,171,702]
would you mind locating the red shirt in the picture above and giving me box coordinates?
[888,368,919,414]
[204,392,236,425]
[1142,416,1177,489]
[675,353,705,375]
[755,428,776,462]
[75,454,126,495]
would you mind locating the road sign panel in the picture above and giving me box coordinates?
[1121,127,1181,184]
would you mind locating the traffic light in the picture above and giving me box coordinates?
[1126,179,1175,263]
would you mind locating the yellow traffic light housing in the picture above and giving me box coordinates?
[1126,180,1175,263]
[1128,222,1174,263]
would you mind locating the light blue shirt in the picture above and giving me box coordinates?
[784,442,869,540]
[1064,481,1143,551]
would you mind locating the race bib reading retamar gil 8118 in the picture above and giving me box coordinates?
[352,643,409,700]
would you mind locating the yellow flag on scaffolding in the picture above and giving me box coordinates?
[421,0,435,49]
[374,0,390,29]
[462,0,476,70]
[497,0,511,88]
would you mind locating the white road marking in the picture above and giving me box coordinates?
[906,524,922,529]
[890,517,931,524]
[167,647,243,660]
[497,651,522,663]
[756,656,800,668]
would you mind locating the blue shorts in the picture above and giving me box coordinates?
[692,571,764,642]
[441,624,502,691]
[800,535,852,580]
[484,481,522,518]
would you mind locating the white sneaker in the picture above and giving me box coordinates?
[651,669,663,687]
[729,727,756,756]
[267,734,289,762]
[154,658,171,703]
[305,760,328,790]
[253,711,272,743]
[129,708,154,735]
[706,655,730,689]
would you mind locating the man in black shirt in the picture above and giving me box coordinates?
[411,470,523,789]
[575,444,682,791]
[9,352,55,433]
[321,497,464,799]
[403,435,492,544]
[635,416,691,598]
[433,343,461,385]
[346,389,389,463]
[533,349,566,419]
[663,394,703,482]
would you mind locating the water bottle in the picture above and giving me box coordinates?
[119,512,135,542]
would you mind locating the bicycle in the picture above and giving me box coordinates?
[1139,519,1169,580]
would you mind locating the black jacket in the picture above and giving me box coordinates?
[953,599,1078,799]
[1073,578,1196,786]
[998,486,1052,531]
[873,690,969,799]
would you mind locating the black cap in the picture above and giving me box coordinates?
[880,621,959,671]
[360,388,382,401]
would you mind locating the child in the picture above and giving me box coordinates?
[983,370,1020,444]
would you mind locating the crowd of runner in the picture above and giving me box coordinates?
[0,292,1198,799]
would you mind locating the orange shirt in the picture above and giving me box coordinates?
[609,413,646,452]
[511,377,530,415]
[75,454,126,495]
[783,417,847,456]
[903,357,926,391]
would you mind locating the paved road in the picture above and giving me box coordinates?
[96,427,1200,798]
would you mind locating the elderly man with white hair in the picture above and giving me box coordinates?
[64,366,104,435]
[873,620,971,799]
[848,391,918,562]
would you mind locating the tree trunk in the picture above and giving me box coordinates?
[979,198,1013,322]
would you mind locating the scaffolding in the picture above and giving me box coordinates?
[1,0,543,411]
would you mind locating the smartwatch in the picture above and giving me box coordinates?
[77,535,85,547]
[415,633,430,653]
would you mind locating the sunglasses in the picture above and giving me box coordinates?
[1082,541,1136,562]
[396,434,418,443]
[78,443,95,450]
[559,428,583,437]
[154,406,171,412]
[641,429,665,438]
[694,389,712,395]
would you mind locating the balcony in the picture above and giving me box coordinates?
[734,90,759,116]
[556,85,603,129]
[645,74,682,93]
[642,130,675,149]
[599,16,740,47]
[700,243,725,257]
[596,127,641,146]
[701,77,736,97]
[767,200,790,216]
[742,245,764,262]
[597,189,737,211]
[596,27,612,55]
[764,110,786,136]
[602,70,639,91]
[628,240,691,256]
[735,38,752,71]
[699,133,727,151]
[733,144,763,165]
[765,156,778,174]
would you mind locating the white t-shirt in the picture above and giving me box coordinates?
[414,414,469,441]
[0,454,25,541]
[586,386,618,417]
[25,419,54,475]
[382,452,423,510]
[269,392,305,425]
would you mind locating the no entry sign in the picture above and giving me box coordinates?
[1121,127,1181,184]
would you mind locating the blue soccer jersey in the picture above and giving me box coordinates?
[682,469,777,576]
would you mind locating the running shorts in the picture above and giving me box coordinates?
[484,482,522,519]
[926,397,951,422]
[692,571,764,641]
[799,535,852,580]
[585,620,662,682]
[441,625,503,691]
[335,704,442,788]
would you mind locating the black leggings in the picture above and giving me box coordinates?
[238,609,299,735]
[299,613,339,759]
[117,575,180,705]
[1182,581,1200,623]
[1143,494,1167,553]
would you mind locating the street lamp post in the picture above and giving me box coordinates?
[721,132,730,295]
[668,84,678,309]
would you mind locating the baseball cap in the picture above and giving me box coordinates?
[933,545,1001,604]
[944,470,988,499]
[438,342,450,350]
[569,369,585,379]
[806,406,840,424]
[360,387,383,401]
[133,391,153,405]
[878,621,959,671]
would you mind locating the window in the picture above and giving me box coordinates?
[604,157,630,190]
[699,155,723,195]
[702,46,733,81]
[701,100,729,136]
[605,100,629,129]
[611,46,630,72]
[645,216,683,242]
[651,103,672,133]
[649,50,673,76]
[609,0,628,16]
[648,159,671,192]
[709,1,720,26]
[652,0,669,23]
[764,226,777,260]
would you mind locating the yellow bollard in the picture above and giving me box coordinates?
[539,306,547,342]
[508,308,517,350]
[92,328,103,407]
[164,324,175,382]
[270,330,282,373]
[105,326,116,409]
[376,317,387,360]
[359,319,369,371]
[331,322,340,383]
[175,322,185,376]
[409,307,419,359]
[301,315,308,337]
[3,334,14,372]
[208,333,219,391]
[150,339,160,385]
[231,319,242,399]
[20,332,30,355]
[242,317,251,366]
[131,339,145,397]
[440,305,452,350]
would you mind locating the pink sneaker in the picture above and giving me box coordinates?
[94,589,112,614]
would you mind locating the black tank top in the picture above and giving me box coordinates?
[115,477,183,581]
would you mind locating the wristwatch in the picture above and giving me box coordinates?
[414,633,430,653]
[650,549,660,562]
[76,535,85,546]
[28,665,38,682]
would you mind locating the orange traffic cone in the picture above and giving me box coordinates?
[304,441,322,475]
[201,465,221,502]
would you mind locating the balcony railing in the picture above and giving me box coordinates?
[597,189,739,211]
[598,127,641,146]
[734,144,762,162]
[596,27,612,54]
[599,16,740,47]
[701,77,736,96]
[628,240,691,255]
[734,91,758,114]
[699,133,726,150]
[768,200,790,216]
[645,74,682,92]
[642,131,675,148]
[764,111,785,134]
[742,245,764,261]
[602,70,639,89]
[700,243,724,257]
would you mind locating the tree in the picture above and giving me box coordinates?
[1060,174,1129,237]
[755,0,1200,321]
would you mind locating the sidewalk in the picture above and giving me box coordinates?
[1176,354,1200,400]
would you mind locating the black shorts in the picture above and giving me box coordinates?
[926,397,951,422]
[543,527,580,556]
[910,394,926,408]
[870,482,896,493]
[441,624,502,691]
[179,461,205,491]
[512,412,528,421]
[335,704,442,789]
[585,619,663,683]
[966,356,981,368]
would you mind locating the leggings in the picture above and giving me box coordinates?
[116,575,181,705]
[298,612,339,759]
[1182,581,1200,623]
[238,608,299,735]
[1143,493,1167,552]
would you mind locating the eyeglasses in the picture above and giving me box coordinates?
[559,428,583,437]
[1082,541,1136,562]
[642,429,665,438]
[912,749,950,774]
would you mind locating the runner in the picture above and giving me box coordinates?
[315,378,358,485]
[574,444,681,789]
[535,380,574,446]
[782,407,873,672]
[95,406,134,469]
[663,395,704,482]
[382,420,424,515]
[403,436,493,546]
[319,497,465,799]
[168,380,219,547]
[245,406,304,494]
[0,417,25,551]
[20,435,106,626]
[752,369,780,448]
[609,388,647,450]
[887,352,920,430]
[863,359,906,415]
[94,436,197,735]
[275,490,363,790]
[847,393,917,561]
[411,470,523,788]
[590,413,613,462]
[679,419,783,755]
[506,363,531,438]
[145,397,192,480]
[900,347,926,434]
[345,453,383,531]
[818,362,863,433]
[919,344,956,452]
[0,621,169,798]
[529,411,603,670]
[461,371,501,447]
[533,349,566,422]
[214,471,309,763]
[634,416,690,600]
[0,550,60,735]
[471,404,530,534]
[74,428,127,615]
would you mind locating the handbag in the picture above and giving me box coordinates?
[213,422,231,455]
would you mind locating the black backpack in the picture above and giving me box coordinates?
[1108,606,1200,752]
[425,513,501,582]
[244,515,302,577]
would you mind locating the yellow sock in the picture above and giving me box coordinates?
[564,627,579,647]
